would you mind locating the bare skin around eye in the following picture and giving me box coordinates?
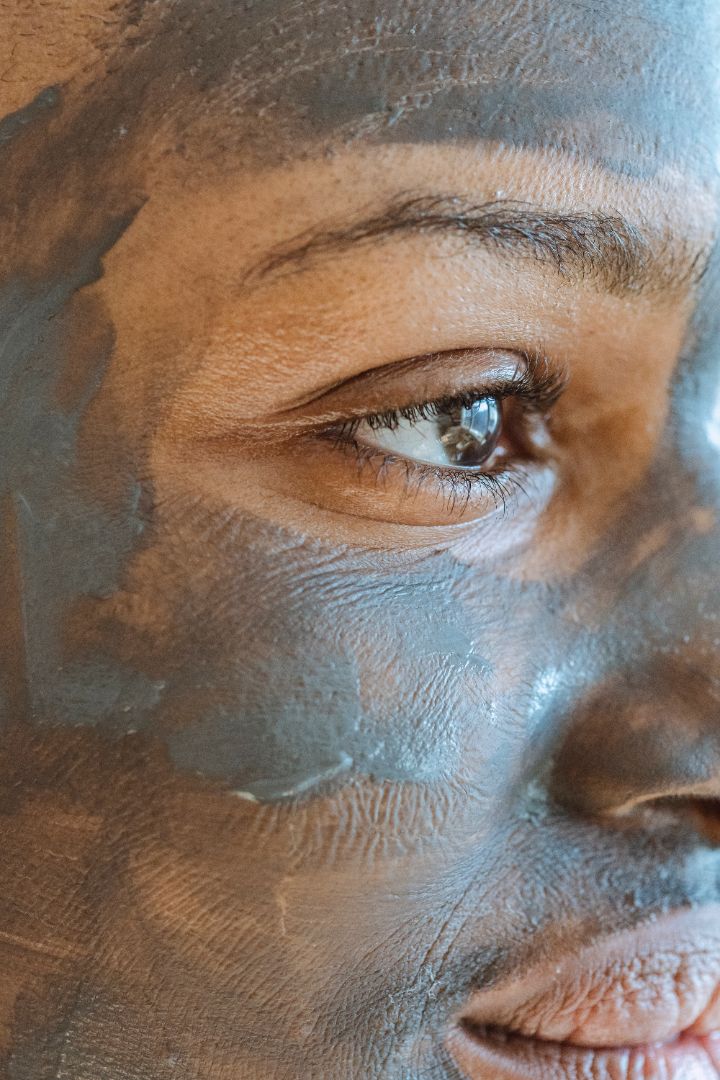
[1,2,720,1079]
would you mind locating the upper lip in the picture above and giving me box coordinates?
[455,905,720,1049]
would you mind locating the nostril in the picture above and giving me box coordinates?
[548,667,720,820]
[685,798,720,845]
[634,796,720,845]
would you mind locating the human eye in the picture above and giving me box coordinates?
[169,349,568,534]
[347,394,505,469]
[311,354,567,527]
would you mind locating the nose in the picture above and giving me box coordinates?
[550,663,720,821]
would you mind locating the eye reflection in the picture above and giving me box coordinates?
[360,396,503,469]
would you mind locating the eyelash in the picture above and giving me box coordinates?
[340,440,528,515]
[321,356,567,513]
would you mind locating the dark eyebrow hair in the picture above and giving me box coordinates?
[244,194,710,298]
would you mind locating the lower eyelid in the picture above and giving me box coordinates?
[340,436,526,510]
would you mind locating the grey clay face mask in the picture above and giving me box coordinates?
[1,2,720,1078]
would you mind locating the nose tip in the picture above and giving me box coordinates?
[550,669,720,819]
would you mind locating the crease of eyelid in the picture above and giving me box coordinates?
[294,351,566,426]
[240,193,713,298]
[272,347,566,426]
[273,347,527,415]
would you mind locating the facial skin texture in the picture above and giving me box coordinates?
[1,2,720,1079]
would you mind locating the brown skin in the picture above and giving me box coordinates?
[1,3,720,1079]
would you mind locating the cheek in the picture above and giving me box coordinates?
[6,280,556,812]
[79,479,531,800]
[56,341,603,811]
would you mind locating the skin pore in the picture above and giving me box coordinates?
[1,2,720,1078]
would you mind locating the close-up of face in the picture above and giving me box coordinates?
[1,2,720,1078]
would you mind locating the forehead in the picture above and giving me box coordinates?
[1,0,718,295]
[102,0,720,176]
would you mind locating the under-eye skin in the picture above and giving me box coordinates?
[314,355,567,516]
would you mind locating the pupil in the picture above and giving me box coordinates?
[439,397,502,467]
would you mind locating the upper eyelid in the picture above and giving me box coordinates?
[333,359,569,435]
[338,386,511,438]
[273,354,565,438]
[274,348,528,417]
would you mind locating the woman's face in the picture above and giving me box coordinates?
[2,2,720,1078]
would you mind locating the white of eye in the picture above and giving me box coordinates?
[358,397,503,469]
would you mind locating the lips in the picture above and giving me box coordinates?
[446,906,720,1079]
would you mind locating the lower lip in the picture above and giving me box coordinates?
[446,907,720,1080]
[447,1025,720,1079]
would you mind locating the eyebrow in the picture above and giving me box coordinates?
[245,194,710,298]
